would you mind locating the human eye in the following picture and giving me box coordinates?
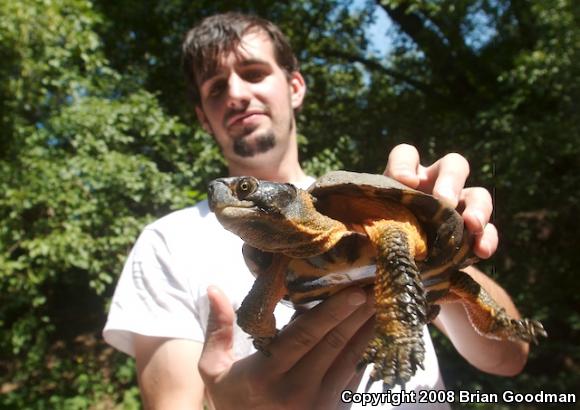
[206,79,227,97]
[242,68,268,82]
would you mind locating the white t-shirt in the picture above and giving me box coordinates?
[103,179,449,409]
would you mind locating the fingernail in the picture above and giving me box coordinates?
[390,168,419,188]
[472,210,486,234]
[348,290,367,306]
[394,167,413,177]
[437,184,457,207]
[478,238,492,258]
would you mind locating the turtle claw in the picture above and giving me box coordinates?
[489,309,547,344]
[509,318,547,344]
[360,333,425,391]
[251,332,278,356]
[384,381,404,394]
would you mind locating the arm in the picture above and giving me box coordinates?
[385,143,529,375]
[432,266,529,375]
[134,336,205,410]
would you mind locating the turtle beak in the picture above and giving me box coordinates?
[208,177,257,213]
[208,179,230,212]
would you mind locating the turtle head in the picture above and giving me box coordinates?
[208,176,307,252]
[208,176,346,257]
[208,176,298,216]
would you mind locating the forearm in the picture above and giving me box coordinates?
[135,336,206,410]
[433,266,529,376]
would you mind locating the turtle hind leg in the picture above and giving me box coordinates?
[446,270,547,344]
[360,223,428,390]
[236,253,289,354]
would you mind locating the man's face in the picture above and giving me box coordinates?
[195,30,305,169]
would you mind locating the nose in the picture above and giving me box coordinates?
[207,178,232,212]
[227,73,251,108]
[207,180,216,198]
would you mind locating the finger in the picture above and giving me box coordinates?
[343,363,366,392]
[472,223,498,259]
[384,144,421,188]
[318,316,375,401]
[265,287,367,373]
[198,286,236,381]
[424,153,470,208]
[289,289,375,385]
[334,366,366,410]
[461,187,493,235]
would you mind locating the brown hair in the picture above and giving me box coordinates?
[181,12,299,105]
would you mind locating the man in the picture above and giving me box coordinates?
[104,12,529,409]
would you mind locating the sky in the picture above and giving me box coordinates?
[365,3,394,57]
[349,0,394,57]
[360,1,500,55]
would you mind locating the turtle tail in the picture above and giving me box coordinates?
[360,223,428,390]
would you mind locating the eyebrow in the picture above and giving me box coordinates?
[237,58,271,67]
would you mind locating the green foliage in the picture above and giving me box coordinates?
[0,0,221,406]
[1,0,578,407]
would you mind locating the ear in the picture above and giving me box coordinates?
[289,71,306,110]
[195,105,213,134]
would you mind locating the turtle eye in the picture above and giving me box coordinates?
[236,177,258,200]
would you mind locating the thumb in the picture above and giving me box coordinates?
[198,285,236,381]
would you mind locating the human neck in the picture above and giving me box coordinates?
[228,158,307,184]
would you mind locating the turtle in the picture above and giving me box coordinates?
[207,170,547,389]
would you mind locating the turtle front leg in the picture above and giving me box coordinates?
[361,222,428,390]
[237,254,289,353]
[442,270,547,344]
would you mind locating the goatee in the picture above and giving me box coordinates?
[233,131,276,157]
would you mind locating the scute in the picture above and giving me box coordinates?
[310,170,455,224]
[309,170,466,265]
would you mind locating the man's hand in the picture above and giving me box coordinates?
[384,144,530,376]
[199,286,375,410]
[385,143,497,259]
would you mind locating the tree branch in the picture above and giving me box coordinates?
[377,0,492,108]
[322,48,446,100]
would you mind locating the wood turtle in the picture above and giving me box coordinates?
[207,170,546,389]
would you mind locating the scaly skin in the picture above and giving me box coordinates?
[442,270,547,344]
[236,253,289,352]
[361,221,428,390]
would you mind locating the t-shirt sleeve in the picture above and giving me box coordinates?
[103,227,204,357]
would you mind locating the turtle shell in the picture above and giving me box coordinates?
[242,170,477,305]
[221,170,545,391]
[309,170,474,269]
